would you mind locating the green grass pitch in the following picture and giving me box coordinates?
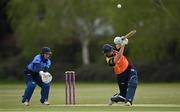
[0,83,180,112]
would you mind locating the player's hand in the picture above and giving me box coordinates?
[114,36,124,45]
[121,38,128,46]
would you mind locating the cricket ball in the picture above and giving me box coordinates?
[117,4,122,8]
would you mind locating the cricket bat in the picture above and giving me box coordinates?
[122,30,137,39]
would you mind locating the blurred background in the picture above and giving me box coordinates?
[0,0,180,82]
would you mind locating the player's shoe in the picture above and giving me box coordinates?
[42,101,50,105]
[109,93,125,105]
[22,101,30,106]
[124,101,132,106]
[111,94,125,103]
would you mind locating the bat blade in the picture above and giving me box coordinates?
[123,30,136,39]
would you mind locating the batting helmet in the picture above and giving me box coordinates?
[103,44,113,55]
[41,47,52,54]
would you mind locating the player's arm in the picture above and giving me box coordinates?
[33,63,41,72]
[44,60,51,72]
[34,62,50,72]
[113,45,125,63]
[113,37,128,63]
[31,55,42,72]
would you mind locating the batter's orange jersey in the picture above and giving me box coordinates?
[105,50,129,75]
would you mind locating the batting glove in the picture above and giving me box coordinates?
[121,38,128,46]
[114,36,124,45]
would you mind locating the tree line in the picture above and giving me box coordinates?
[0,0,180,82]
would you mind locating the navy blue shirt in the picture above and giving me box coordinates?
[27,54,51,73]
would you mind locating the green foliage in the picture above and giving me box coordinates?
[2,0,180,82]
[111,0,180,62]
[7,0,113,58]
[8,0,180,61]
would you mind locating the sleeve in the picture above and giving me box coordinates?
[106,57,115,66]
[33,63,41,72]
[32,55,41,64]
[32,55,41,72]
[43,60,51,72]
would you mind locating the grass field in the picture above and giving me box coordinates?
[0,83,180,112]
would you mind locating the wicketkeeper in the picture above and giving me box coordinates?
[22,47,52,106]
[103,37,138,106]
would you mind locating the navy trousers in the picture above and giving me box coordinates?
[22,69,50,103]
[116,64,138,103]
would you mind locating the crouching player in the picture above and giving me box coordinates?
[22,47,52,106]
[103,37,138,106]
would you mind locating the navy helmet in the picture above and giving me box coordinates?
[103,44,113,55]
[41,47,52,54]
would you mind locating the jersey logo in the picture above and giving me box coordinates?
[130,69,135,72]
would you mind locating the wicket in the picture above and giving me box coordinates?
[65,71,76,105]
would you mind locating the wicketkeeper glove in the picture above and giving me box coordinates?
[39,71,53,84]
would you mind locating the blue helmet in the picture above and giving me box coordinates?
[41,47,52,54]
[103,44,113,55]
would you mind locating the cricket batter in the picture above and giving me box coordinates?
[103,37,138,106]
[22,47,52,106]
